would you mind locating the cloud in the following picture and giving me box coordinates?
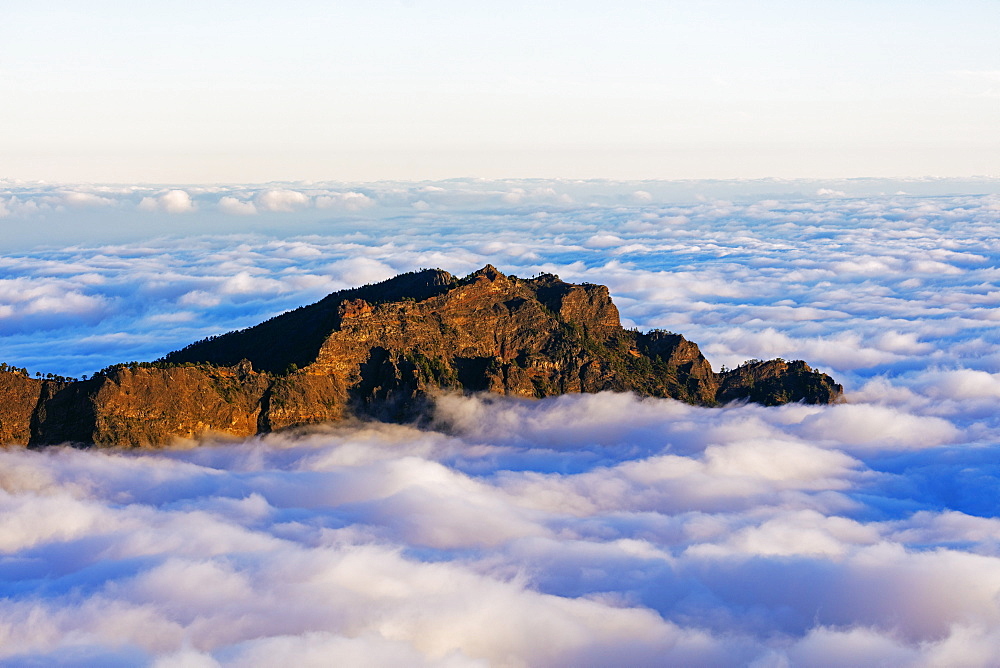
[584,234,625,248]
[323,257,398,287]
[138,190,197,214]
[217,196,257,215]
[916,369,1000,400]
[793,404,961,452]
[0,277,110,333]
[218,271,287,296]
[0,196,42,217]
[314,192,375,211]
[58,191,117,208]
[254,189,310,212]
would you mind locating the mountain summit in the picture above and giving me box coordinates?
[0,266,841,447]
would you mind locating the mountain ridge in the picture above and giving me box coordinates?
[0,265,842,447]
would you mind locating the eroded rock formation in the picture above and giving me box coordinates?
[0,266,842,447]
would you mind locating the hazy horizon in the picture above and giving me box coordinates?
[4,1,999,182]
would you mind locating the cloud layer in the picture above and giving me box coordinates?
[1,179,999,665]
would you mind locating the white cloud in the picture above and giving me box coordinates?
[178,290,222,308]
[324,257,397,287]
[0,277,110,332]
[873,330,933,354]
[687,510,878,558]
[783,626,919,667]
[916,369,1000,400]
[314,192,375,211]
[794,403,960,451]
[58,191,117,208]
[138,190,197,214]
[0,196,42,217]
[584,234,624,248]
[218,271,286,296]
[217,196,257,215]
[255,189,310,212]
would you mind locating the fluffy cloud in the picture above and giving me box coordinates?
[0,276,110,334]
[314,191,375,211]
[138,189,197,213]
[916,369,1000,400]
[217,196,257,215]
[58,191,117,208]
[255,189,310,212]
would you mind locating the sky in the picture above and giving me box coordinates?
[2,180,1000,665]
[2,0,999,182]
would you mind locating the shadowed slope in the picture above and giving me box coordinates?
[163,268,457,373]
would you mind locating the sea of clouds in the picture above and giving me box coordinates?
[1,178,999,666]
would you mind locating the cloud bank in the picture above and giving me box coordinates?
[1,179,999,665]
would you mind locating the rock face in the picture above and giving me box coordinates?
[716,358,844,406]
[0,372,51,445]
[0,266,842,447]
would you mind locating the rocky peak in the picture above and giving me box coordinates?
[469,264,504,281]
[467,264,515,293]
[717,359,842,406]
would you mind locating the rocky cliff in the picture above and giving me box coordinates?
[0,265,842,447]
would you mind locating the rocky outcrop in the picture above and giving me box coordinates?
[0,266,842,447]
[716,359,843,406]
[0,372,49,445]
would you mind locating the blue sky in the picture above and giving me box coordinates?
[2,1,998,181]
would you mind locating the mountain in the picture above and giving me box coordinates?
[0,266,842,447]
